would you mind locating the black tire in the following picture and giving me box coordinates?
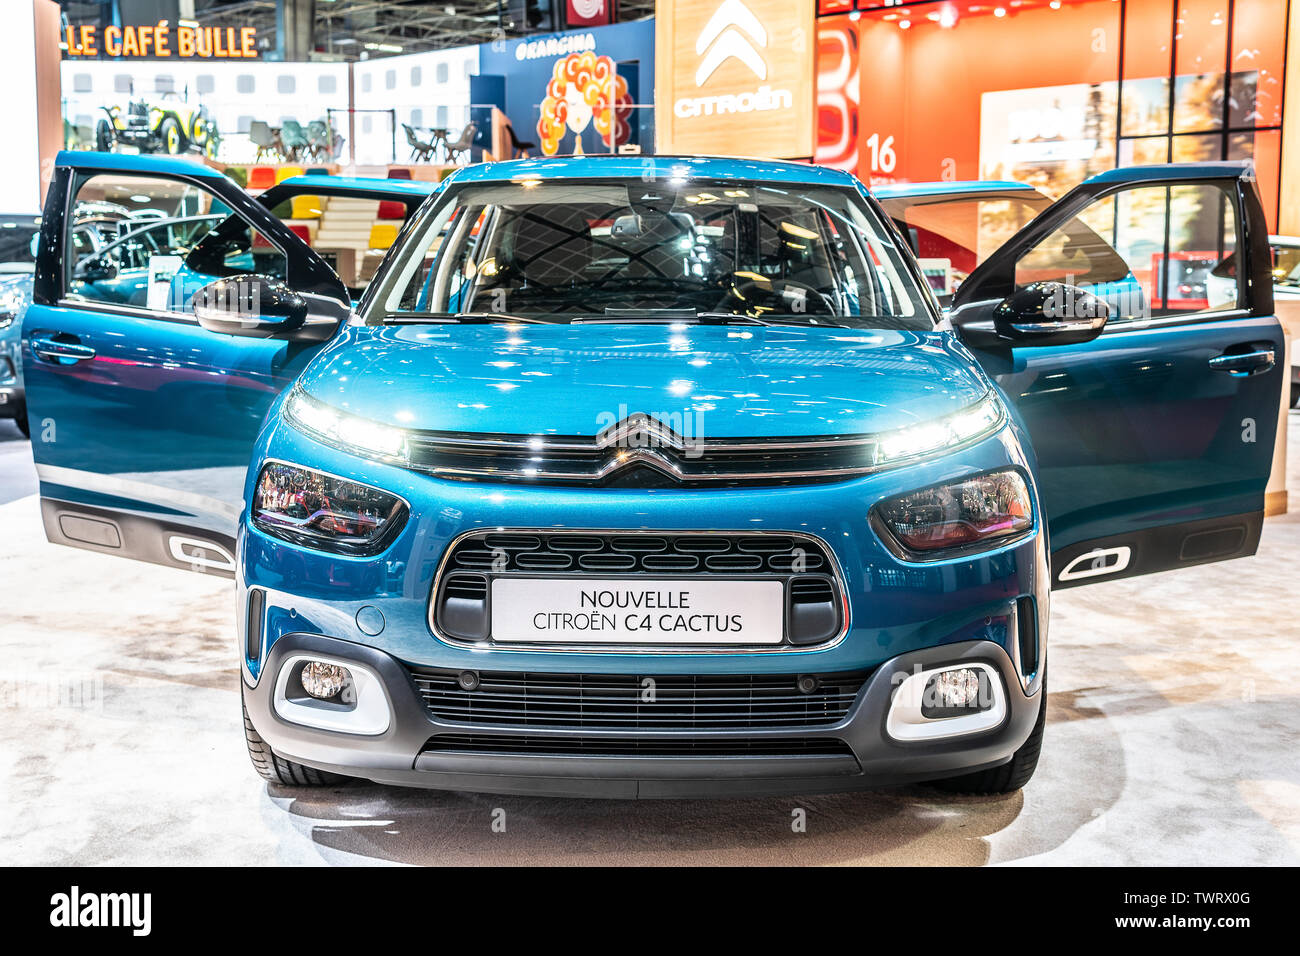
[242,688,350,787]
[928,684,1047,795]
[95,119,113,152]
[160,117,185,155]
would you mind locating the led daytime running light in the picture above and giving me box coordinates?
[285,389,408,460]
[872,393,1003,466]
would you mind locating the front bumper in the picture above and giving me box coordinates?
[244,631,1043,798]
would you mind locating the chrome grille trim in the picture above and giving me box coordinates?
[398,398,1004,485]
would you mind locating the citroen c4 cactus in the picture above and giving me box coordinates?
[22,152,1283,797]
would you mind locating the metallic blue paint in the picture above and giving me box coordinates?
[298,324,990,438]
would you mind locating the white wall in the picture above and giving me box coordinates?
[60,60,350,164]
[1,2,44,212]
[352,46,479,165]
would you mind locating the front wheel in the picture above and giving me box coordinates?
[95,119,114,152]
[160,117,184,155]
[242,688,351,787]
[928,684,1047,795]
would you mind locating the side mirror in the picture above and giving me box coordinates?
[993,281,1108,346]
[74,256,117,283]
[193,274,308,337]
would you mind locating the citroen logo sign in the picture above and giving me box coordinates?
[695,0,768,86]
[594,413,702,480]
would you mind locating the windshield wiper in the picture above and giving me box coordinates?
[385,311,553,324]
[571,310,772,326]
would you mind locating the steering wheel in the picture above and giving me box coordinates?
[716,276,836,316]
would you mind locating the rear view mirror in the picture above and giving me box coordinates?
[993,281,1108,346]
[193,274,308,337]
[609,214,643,240]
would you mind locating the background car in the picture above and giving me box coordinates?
[1263,235,1300,407]
[0,215,41,435]
[96,92,220,158]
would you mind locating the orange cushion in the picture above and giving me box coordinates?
[247,166,276,189]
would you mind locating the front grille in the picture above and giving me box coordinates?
[444,530,831,576]
[402,412,886,488]
[419,733,855,758]
[411,669,870,729]
[432,530,844,647]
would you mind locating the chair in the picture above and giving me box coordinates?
[444,122,477,164]
[247,166,276,190]
[387,167,412,180]
[368,223,400,251]
[279,120,311,163]
[249,121,279,162]
[274,165,305,184]
[307,120,333,163]
[289,195,323,220]
[377,200,407,220]
[504,123,536,159]
[402,123,435,163]
[305,166,331,176]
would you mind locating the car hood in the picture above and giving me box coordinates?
[296,323,990,438]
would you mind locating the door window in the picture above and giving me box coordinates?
[66,173,287,315]
[1013,182,1241,325]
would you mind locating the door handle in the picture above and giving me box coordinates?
[1209,348,1274,376]
[31,335,96,364]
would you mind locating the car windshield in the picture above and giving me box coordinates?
[373,177,933,329]
[0,217,42,274]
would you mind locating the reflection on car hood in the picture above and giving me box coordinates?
[296,323,991,438]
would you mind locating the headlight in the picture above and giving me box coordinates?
[873,469,1033,558]
[251,462,408,556]
[0,287,25,330]
[283,389,407,461]
[871,392,1004,467]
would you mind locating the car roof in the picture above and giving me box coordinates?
[55,150,226,179]
[276,174,437,197]
[450,154,861,188]
[872,180,1042,200]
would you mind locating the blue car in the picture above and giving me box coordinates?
[22,152,1284,798]
[0,214,43,434]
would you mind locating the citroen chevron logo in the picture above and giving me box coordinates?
[593,413,704,479]
[695,0,768,87]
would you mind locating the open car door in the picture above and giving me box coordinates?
[949,162,1284,588]
[21,152,429,577]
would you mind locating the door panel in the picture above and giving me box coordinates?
[951,163,1284,588]
[23,153,351,576]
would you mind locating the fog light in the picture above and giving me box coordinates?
[300,661,350,700]
[921,667,990,718]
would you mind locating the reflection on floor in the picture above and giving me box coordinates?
[1,414,1298,866]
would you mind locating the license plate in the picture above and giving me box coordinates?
[490,578,785,644]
